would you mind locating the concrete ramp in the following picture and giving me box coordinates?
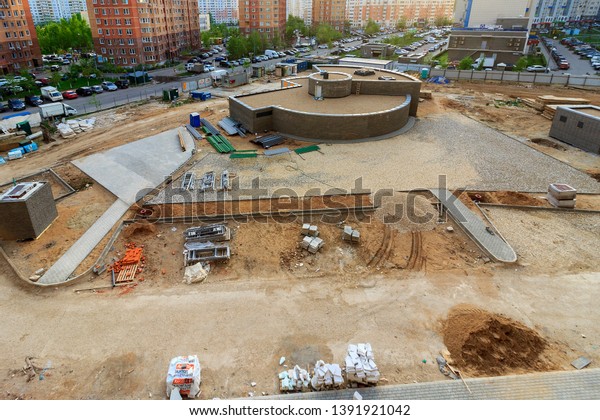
[430,189,517,263]
[73,128,195,204]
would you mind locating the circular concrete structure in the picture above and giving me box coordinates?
[308,71,353,98]
[229,65,422,141]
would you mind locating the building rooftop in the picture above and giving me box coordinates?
[0,182,45,202]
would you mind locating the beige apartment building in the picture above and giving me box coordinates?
[239,0,287,39]
[0,0,42,74]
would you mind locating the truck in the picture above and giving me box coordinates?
[185,62,205,73]
[40,86,63,102]
[38,102,77,119]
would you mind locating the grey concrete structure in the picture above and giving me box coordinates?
[0,182,57,240]
[360,43,396,59]
[549,106,600,155]
[229,66,421,141]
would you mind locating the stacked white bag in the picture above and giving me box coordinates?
[344,343,380,385]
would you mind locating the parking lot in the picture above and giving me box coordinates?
[541,37,599,75]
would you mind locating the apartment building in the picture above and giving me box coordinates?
[238,0,286,39]
[0,0,42,74]
[198,0,238,24]
[346,0,455,29]
[87,0,200,66]
[532,0,600,27]
[454,0,535,28]
[28,0,87,25]
[286,0,311,25]
[312,0,346,31]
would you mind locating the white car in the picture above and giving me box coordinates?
[526,65,547,72]
[318,45,328,49]
[101,81,118,91]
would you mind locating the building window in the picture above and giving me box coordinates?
[99,39,104,44]
[559,116,567,123]
[98,28,102,34]
[577,121,584,128]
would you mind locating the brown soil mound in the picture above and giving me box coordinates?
[530,138,567,151]
[493,191,545,206]
[123,221,157,237]
[442,304,551,376]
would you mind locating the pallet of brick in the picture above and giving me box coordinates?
[307,237,324,254]
[344,343,380,385]
[301,223,319,237]
[279,365,311,392]
[547,183,576,208]
[310,360,344,391]
[342,225,361,243]
[521,98,544,111]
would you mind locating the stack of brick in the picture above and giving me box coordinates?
[547,183,577,208]
[279,365,311,392]
[310,360,344,391]
[344,343,380,385]
[300,224,324,254]
[342,225,360,243]
[301,223,319,237]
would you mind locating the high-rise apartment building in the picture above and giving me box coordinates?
[454,0,535,28]
[238,0,286,39]
[286,0,311,25]
[87,0,200,66]
[312,0,346,31]
[198,0,239,24]
[532,0,600,27]
[346,0,455,29]
[28,0,88,25]
[0,0,42,74]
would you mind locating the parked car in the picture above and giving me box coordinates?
[101,81,118,91]
[204,64,215,72]
[62,90,78,99]
[35,78,50,87]
[214,56,226,62]
[7,98,26,111]
[114,79,129,89]
[50,64,61,71]
[24,95,43,106]
[0,102,8,112]
[76,86,93,96]
[526,65,547,72]
[558,61,570,70]
[91,85,103,94]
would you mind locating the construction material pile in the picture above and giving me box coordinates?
[110,242,145,284]
[311,360,344,391]
[183,224,231,266]
[547,183,576,208]
[521,96,590,119]
[166,355,202,399]
[279,365,311,392]
[342,225,360,243]
[344,343,380,385]
[300,223,324,254]
[57,118,96,138]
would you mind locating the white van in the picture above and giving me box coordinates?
[264,49,279,59]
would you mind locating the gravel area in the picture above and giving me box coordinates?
[151,112,599,204]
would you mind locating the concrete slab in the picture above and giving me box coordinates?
[73,127,195,205]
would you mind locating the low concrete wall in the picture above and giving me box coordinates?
[549,106,600,154]
[271,96,411,140]
[229,95,274,134]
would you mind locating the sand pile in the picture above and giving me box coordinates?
[123,221,157,238]
[442,304,550,376]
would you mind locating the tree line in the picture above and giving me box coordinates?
[36,13,93,54]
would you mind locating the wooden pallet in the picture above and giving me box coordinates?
[116,263,138,284]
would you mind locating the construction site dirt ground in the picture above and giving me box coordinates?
[0,79,599,399]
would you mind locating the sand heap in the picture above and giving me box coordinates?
[442,304,551,376]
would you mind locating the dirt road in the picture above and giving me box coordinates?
[1,263,598,400]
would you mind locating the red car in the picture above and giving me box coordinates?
[559,61,570,70]
[62,90,78,99]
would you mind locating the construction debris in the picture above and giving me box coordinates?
[252,134,284,149]
[547,183,576,208]
[166,355,202,399]
[220,170,230,191]
[344,343,380,385]
[353,391,363,400]
[342,225,360,243]
[279,365,311,392]
[571,356,592,370]
[180,172,195,190]
[199,171,216,192]
[184,224,231,243]
[311,360,344,391]
[110,243,145,284]
[183,262,210,284]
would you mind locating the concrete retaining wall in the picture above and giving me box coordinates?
[549,106,600,154]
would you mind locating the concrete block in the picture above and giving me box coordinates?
[301,223,310,235]
[308,225,319,237]
[301,236,312,250]
[351,230,360,243]
[342,225,353,241]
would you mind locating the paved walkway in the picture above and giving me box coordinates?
[430,189,517,263]
[261,368,600,400]
[38,199,130,285]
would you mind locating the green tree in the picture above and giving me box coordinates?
[201,31,212,47]
[246,31,263,56]
[315,23,342,45]
[343,20,352,35]
[514,56,528,72]
[458,56,474,70]
[364,19,380,36]
[434,16,453,27]
[396,17,407,31]
[36,13,92,54]
[286,15,306,43]
[227,35,247,59]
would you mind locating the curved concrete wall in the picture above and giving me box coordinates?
[307,72,353,98]
[271,95,412,141]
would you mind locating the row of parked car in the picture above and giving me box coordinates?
[561,38,600,71]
